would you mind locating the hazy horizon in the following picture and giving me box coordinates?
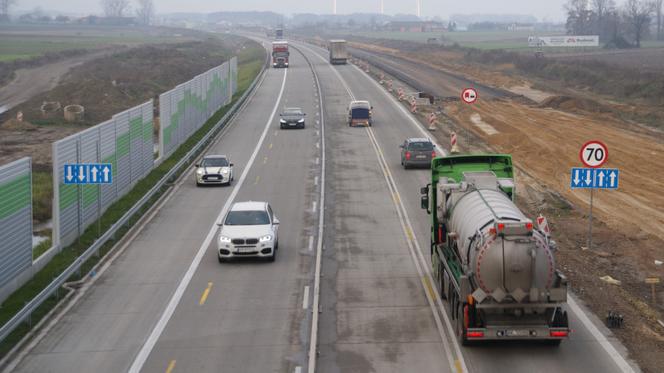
[15,0,569,22]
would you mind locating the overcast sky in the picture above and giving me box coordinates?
[17,0,569,22]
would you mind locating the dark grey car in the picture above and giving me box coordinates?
[400,138,436,169]
[279,107,306,129]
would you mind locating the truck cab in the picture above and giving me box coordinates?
[272,41,289,68]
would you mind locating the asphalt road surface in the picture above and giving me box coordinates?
[5,37,638,373]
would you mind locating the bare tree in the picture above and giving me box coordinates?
[623,0,654,47]
[135,0,154,25]
[0,0,17,19]
[100,0,130,17]
[565,0,593,34]
[655,0,663,40]
[591,0,616,40]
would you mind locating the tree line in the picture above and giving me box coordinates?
[0,0,156,25]
[565,0,663,47]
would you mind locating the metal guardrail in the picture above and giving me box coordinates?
[0,54,268,344]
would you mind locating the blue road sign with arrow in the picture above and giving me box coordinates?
[64,163,112,185]
[570,167,619,189]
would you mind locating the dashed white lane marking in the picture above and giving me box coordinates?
[294,366,302,373]
[302,286,310,309]
[314,176,319,186]
[312,201,317,213]
[308,235,314,251]
[315,157,319,165]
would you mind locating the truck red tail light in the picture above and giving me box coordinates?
[405,151,411,160]
[525,222,533,231]
[550,330,568,338]
[432,150,436,158]
[467,331,484,338]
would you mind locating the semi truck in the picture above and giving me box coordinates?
[420,154,569,345]
[272,41,289,68]
[328,40,348,65]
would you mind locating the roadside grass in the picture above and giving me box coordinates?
[32,239,52,259]
[0,40,265,358]
[31,171,52,224]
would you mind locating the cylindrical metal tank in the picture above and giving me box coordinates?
[448,189,556,299]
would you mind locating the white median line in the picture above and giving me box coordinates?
[303,286,310,310]
[128,67,289,373]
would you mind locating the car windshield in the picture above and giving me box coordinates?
[409,142,434,150]
[225,210,270,225]
[201,158,228,167]
[351,108,370,119]
[284,109,303,116]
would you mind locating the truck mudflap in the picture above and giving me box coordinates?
[466,326,570,341]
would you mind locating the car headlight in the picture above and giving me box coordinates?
[196,169,204,175]
[280,119,286,123]
[259,234,273,242]
[221,168,229,174]
[297,118,305,123]
[219,235,231,243]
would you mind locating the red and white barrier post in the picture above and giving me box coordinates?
[427,112,437,131]
[409,97,417,113]
[379,72,385,84]
[397,87,404,101]
[16,111,23,122]
[387,80,393,92]
[450,131,460,153]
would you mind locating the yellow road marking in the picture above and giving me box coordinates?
[455,359,463,373]
[199,282,213,305]
[166,360,176,373]
[405,226,414,242]
[263,157,268,164]
[254,175,260,184]
[268,143,273,149]
[423,276,437,301]
[393,193,401,204]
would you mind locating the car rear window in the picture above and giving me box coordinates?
[408,142,434,150]
[284,109,302,116]
[225,210,270,225]
[202,158,228,167]
[351,108,370,119]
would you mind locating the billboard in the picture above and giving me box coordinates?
[528,35,599,47]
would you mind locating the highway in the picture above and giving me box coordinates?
[4,36,638,373]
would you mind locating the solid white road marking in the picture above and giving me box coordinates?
[567,295,635,372]
[128,68,290,373]
[303,286,310,309]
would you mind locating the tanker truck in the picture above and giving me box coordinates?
[420,154,569,345]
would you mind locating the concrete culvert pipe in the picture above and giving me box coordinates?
[40,101,61,119]
[64,105,85,123]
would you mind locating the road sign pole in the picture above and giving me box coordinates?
[588,188,594,250]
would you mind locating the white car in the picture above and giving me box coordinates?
[195,155,234,186]
[217,201,280,262]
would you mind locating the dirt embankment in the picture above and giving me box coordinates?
[0,37,250,168]
[349,41,664,372]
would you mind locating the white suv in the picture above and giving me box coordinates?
[217,201,280,262]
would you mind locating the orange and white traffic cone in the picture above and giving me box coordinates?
[427,112,437,131]
[451,132,460,153]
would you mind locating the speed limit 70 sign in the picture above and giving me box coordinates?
[580,140,608,168]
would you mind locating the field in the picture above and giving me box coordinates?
[0,24,199,61]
